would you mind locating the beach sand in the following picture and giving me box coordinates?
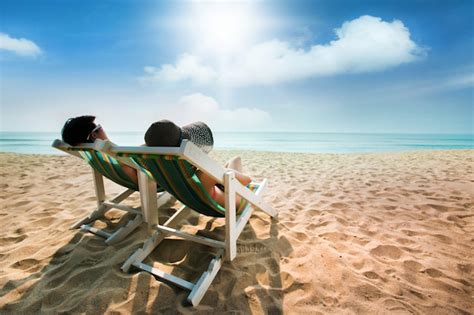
[0,150,473,314]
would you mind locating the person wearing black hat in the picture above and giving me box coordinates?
[61,115,138,183]
[145,120,252,208]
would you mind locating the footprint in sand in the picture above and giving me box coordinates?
[402,259,423,272]
[10,258,40,271]
[33,217,56,227]
[330,202,349,209]
[426,204,450,212]
[290,230,309,242]
[279,271,296,290]
[79,257,101,267]
[396,237,415,245]
[457,263,472,274]
[353,283,383,301]
[429,233,452,244]
[401,229,421,237]
[370,245,403,260]
[422,268,444,278]
[0,234,27,245]
[381,298,415,313]
[363,271,381,280]
[12,200,31,207]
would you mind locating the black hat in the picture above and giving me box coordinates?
[61,115,96,145]
[145,120,214,153]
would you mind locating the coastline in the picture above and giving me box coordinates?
[1,132,473,155]
[0,150,473,313]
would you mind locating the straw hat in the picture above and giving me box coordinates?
[144,120,214,153]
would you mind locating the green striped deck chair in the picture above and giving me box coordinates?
[52,139,170,245]
[98,139,277,306]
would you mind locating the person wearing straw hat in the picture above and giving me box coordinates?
[145,120,251,207]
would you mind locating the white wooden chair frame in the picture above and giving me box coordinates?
[52,139,171,245]
[96,139,278,305]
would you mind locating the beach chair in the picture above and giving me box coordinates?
[51,139,172,245]
[96,139,277,306]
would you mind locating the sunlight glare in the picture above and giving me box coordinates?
[190,4,258,54]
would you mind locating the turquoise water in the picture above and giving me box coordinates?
[0,132,472,155]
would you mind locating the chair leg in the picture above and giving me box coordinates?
[73,188,138,244]
[71,188,136,229]
[70,204,107,229]
[187,250,224,306]
[224,172,237,261]
[105,214,143,245]
[121,205,190,272]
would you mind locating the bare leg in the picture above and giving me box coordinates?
[196,156,252,208]
[225,156,250,186]
[225,156,243,172]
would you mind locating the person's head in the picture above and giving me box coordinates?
[144,119,214,153]
[61,115,108,145]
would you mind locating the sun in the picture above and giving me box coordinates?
[188,3,259,55]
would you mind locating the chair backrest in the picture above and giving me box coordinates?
[52,139,140,191]
[110,141,258,217]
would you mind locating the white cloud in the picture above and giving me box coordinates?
[0,33,42,57]
[143,54,216,84]
[162,93,272,131]
[144,15,424,86]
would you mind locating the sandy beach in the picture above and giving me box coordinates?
[0,150,472,314]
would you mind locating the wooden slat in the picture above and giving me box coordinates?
[181,140,227,184]
[109,189,136,203]
[188,250,224,306]
[233,179,277,217]
[51,139,88,158]
[81,224,112,238]
[235,205,254,239]
[108,144,184,156]
[105,214,143,245]
[101,201,141,214]
[138,171,158,225]
[155,225,225,249]
[92,169,106,206]
[134,262,195,291]
[235,180,267,236]
[225,172,237,261]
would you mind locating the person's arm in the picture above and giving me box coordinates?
[121,163,138,184]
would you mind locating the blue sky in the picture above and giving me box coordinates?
[1,0,473,133]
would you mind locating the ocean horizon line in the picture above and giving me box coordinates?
[1,131,472,155]
[1,131,473,136]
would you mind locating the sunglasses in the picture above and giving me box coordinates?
[86,124,102,141]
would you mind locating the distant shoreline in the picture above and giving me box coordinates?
[1,132,473,155]
[1,149,473,157]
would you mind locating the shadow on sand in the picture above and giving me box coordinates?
[0,205,293,313]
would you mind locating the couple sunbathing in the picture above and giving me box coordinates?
[61,116,251,207]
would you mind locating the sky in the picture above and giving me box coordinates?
[0,0,473,134]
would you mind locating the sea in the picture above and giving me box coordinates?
[0,132,473,155]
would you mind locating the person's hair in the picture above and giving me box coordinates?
[61,115,96,145]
